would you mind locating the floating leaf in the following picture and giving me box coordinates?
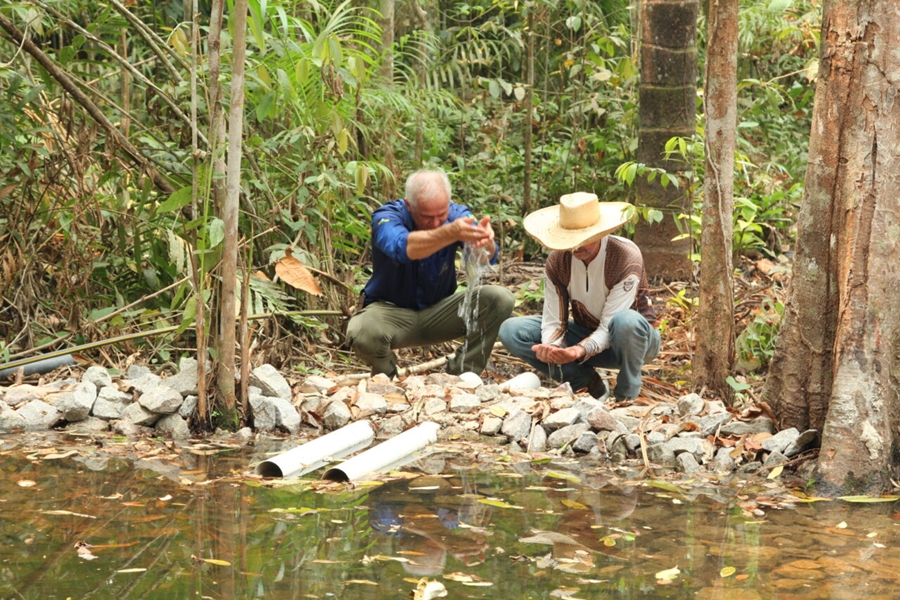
[561,499,588,510]
[478,498,523,510]
[198,557,232,566]
[40,510,96,519]
[767,465,784,479]
[838,495,900,503]
[275,251,322,296]
[344,579,378,585]
[413,579,448,600]
[656,566,680,582]
[116,568,147,574]
[544,471,581,484]
[720,566,736,577]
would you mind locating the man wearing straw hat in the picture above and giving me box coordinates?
[347,169,514,378]
[498,192,660,401]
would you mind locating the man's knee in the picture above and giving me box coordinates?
[480,285,515,318]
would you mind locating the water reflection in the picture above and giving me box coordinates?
[2,436,900,599]
[367,474,492,576]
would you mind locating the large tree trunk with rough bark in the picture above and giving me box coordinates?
[694,0,737,401]
[634,0,699,281]
[763,0,900,496]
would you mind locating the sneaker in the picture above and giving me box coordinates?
[586,372,609,401]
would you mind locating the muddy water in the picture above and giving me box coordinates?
[1,435,899,599]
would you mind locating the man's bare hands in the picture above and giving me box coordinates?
[453,215,494,250]
[532,343,585,365]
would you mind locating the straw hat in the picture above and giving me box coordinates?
[524,193,633,251]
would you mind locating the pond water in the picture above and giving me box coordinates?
[1,434,899,600]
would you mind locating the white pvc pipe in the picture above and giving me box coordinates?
[255,420,375,478]
[323,421,440,482]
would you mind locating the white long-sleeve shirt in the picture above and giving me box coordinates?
[541,235,656,358]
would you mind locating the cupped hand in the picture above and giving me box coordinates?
[532,343,585,365]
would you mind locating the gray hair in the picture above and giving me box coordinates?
[405,169,451,209]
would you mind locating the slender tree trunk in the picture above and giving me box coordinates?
[379,0,394,83]
[633,0,699,280]
[694,0,737,401]
[216,0,250,424]
[522,9,535,218]
[764,0,900,495]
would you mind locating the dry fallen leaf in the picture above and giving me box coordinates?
[275,251,322,296]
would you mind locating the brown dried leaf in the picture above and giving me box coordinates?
[275,254,322,296]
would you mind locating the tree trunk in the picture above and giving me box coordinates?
[764,0,900,496]
[694,0,737,401]
[379,0,394,83]
[216,0,250,424]
[633,0,699,280]
[522,9,535,218]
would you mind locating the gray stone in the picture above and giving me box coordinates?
[129,372,162,395]
[784,429,818,457]
[763,450,788,468]
[738,461,763,474]
[606,430,629,454]
[646,443,677,468]
[161,357,199,396]
[677,452,702,474]
[762,427,799,454]
[270,397,301,434]
[607,409,640,431]
[647,430,666,445]
[586,406,627,433]
[543,407,581,431]
[123,402,160,426]
[3,385,43,408]
[92,387,132,420]
[356,393,388,415]
[250,364,292,400]
[526,425,547,453]
[0,408,26,431]
[16,400,61,430]
[82,366,113,389]
[651,403,677,418]
[677,393,706,416]
[155,414,191,440]
[380,415,406,438]
[549,396,576,411]
[249,395,278,432]
[112,419,151,437]
[720,417,776,436]
[667,436,706,461]
[713,447,736,473]
[624,433,642,452]
[322,400,352,430]
[475,384,501,402]
[235,427,253,443]
[573,397,606,421]
[179,395,198,419]
[126,365,152,380]
[695,411,734,437]
[481,415,502,436]
[49,380,97,422]
[424,397,447,416]
[501,409,532,442]
[138,386,183,414]
[65,416,110,433]
[298,375,337,394]
[547,423,591,449]
[573,431,599,453]
[449,393,481,413]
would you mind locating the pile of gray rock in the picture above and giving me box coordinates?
[0,360,817,475]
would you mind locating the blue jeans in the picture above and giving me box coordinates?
[498,310,660,400]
